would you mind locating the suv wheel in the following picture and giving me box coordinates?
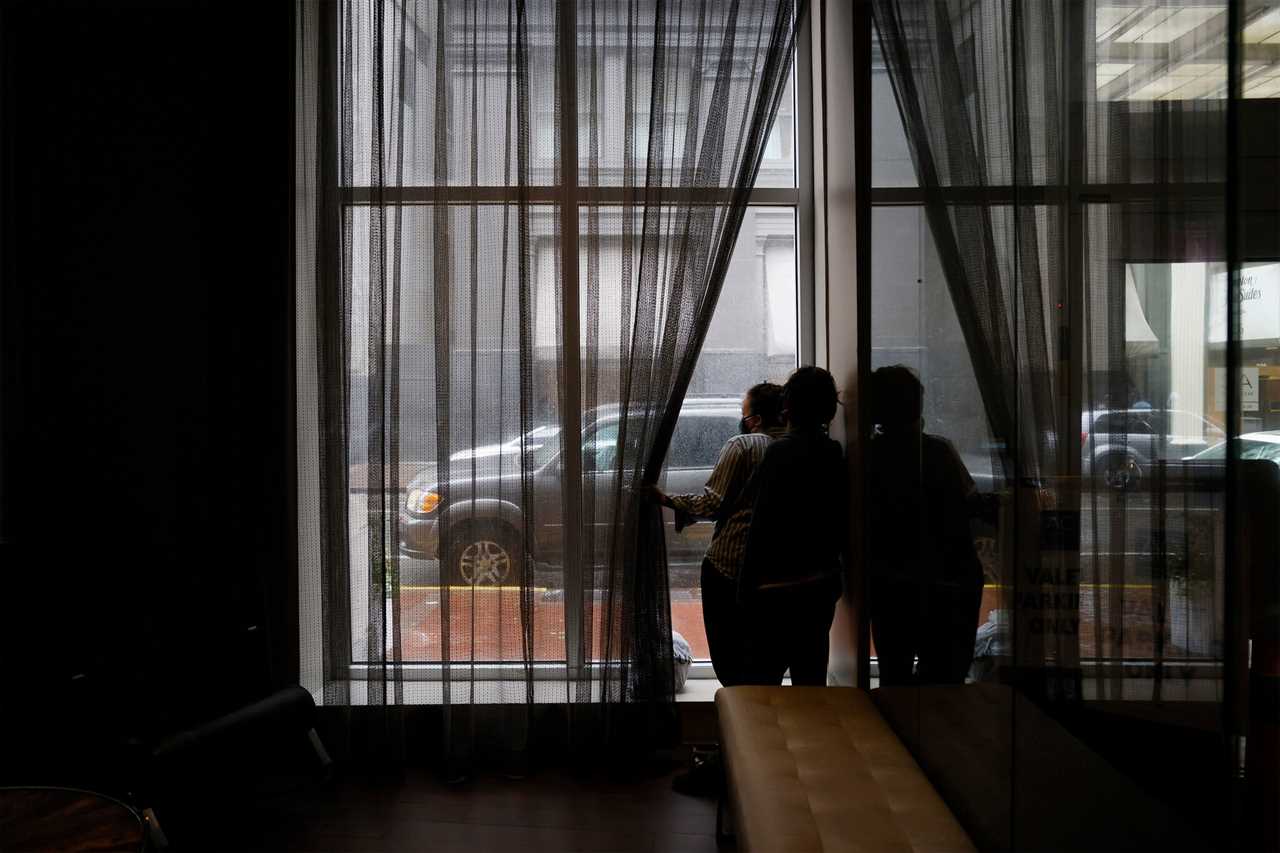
[448,524,520,586]
[1102,455,1141,491]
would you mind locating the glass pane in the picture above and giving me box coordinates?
[871,21,918,188]
[344,1,559,187]
[348,204,570,665]
[756,71,798,189]
[666,207,797,661]
[1085,253,1228,665]
[868,205,999,676]
[572,204,795,665]
[577,7,797,191]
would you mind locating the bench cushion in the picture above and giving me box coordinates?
[717,686,976,853]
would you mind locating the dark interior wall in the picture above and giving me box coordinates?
[0,0,295,779]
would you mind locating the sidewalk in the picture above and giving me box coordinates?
[385,586,711,662]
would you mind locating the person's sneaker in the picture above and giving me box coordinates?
[671,748,722,797]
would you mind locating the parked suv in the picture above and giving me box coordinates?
[399,398,743,584]
[1082,408,1225,490]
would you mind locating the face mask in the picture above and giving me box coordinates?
[739,416,754,435]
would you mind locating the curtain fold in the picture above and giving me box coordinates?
[297,0,802,772]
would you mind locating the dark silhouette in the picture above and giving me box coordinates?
[739,367,846,686]
[866,365,983,686]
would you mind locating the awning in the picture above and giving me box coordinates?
[1126,267,1160,357]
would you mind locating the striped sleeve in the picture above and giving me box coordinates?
[667,437,754,520]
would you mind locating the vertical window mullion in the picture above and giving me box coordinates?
[556,0,586,678]
[795,9,817,368]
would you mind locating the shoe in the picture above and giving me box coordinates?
[671,749,722,797]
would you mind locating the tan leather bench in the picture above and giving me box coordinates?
[716,686,976,853]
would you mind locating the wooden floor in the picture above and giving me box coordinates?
[188,761,725,853]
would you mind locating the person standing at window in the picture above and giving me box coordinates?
[649,382,786,687]
[739,367,846,686]
[865,365,983,686]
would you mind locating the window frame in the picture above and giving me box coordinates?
[330,5,814,682]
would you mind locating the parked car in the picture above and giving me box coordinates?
[400,398,743,584]
[1183,430,1280,465]
[1082,408,1225,490]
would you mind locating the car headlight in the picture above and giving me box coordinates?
[406,488,442,514]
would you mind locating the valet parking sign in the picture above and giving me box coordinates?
[1023,511,1081,639]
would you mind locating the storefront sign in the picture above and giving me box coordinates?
[1214,366,1260,412]
[1209,263,1280,344]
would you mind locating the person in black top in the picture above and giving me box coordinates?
[739,366,846,686]
[866,365,983,686]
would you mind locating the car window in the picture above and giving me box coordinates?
[1194,440,1273,461]
[517,424,562,468]
[1240,440,1279,461]
[667,414,739,469]
[1091,413,1119,433]
[1095,412,1153,435]
[584,422,619,472]
[1194,442,1228,460]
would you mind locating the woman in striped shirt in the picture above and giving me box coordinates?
[650,382,785,687]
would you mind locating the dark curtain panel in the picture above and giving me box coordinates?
[296,0,801,774]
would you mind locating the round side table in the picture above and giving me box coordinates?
[0,786,149,852]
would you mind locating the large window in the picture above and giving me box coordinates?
[334,11,805,673]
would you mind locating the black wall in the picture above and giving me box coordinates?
[0,0,295,781]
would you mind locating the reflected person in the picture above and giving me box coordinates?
[650,382,786,686]
[866,365,983,686]
[738,366,846,686]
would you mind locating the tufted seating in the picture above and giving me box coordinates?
[716,686,976,853]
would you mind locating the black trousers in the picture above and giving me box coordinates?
[740,575,841,686]
[701,560,748,687]
[870,577,982,687]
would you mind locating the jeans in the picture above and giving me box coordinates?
[740,574,841,686]
[701,559,748,687]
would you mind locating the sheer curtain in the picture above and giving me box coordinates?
[873,0,1230,703]
[296,0,801,772]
